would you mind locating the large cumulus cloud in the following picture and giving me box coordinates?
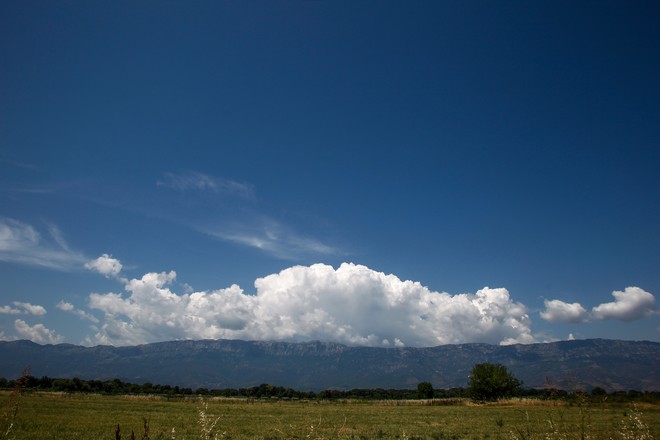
[88,263,535,347]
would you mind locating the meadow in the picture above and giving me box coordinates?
[1,392,658,440]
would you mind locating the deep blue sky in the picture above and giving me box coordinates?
[1,1,658,347]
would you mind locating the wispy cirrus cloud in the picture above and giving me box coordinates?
[0,157,38,171]
[157,171,343,260]
[0,217,86,271]
[204,219,341,261]
[157,171,254,200]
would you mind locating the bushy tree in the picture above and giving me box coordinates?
[417,381,434,399]
[467,363,522,402]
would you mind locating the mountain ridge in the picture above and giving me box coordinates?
[0,338,657,392]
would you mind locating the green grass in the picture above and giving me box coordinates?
[1,392,658,439]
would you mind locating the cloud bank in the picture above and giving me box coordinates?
[86,262,535,347]
[4,252,653,347]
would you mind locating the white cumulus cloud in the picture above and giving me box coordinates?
[56,301,99,323]
[0,305,21,315]
[540,299,589,323]
[85,254,123,277]
[88,263,535,347]
[591,287,655,321]
[14,319,63,344]
[13,301,47,316]
[540,286,655,323]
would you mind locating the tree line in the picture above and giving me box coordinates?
[1,363,658,403]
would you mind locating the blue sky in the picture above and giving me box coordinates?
[1,1,658,347]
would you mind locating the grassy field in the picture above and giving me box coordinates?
[1,392,658,440]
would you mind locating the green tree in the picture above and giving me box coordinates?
[467,363,522,402]
[417,381,434,399]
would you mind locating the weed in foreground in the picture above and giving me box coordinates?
[196,399,225,440]
[0,395,18,440]
[614,407,654,440]
[115,417,151,440]
[507,404,655,440]
[0,369,29,440]
[115,398,225,440]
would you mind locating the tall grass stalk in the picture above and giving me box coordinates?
[507,403,655,440]
[197,399,224,440]
[615,406,654,440]
[0,369,28,440]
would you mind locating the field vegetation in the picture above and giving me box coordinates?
[1,389,658,439]
[1,366,658,439]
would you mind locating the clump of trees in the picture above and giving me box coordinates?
[417,381,434,399]
[467,363,522,402]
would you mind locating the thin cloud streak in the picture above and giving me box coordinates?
[0,157,38,171]
[0,217,86,271]
[205,222,341,261]
[3,172,343,264]
[157,171,255,200]
[156,171,343,260]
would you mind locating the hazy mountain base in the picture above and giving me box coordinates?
[0,338,657,392]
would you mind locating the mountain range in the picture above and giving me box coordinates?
[0,338,658,392]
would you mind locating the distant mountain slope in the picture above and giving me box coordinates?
[0,339,657,392]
